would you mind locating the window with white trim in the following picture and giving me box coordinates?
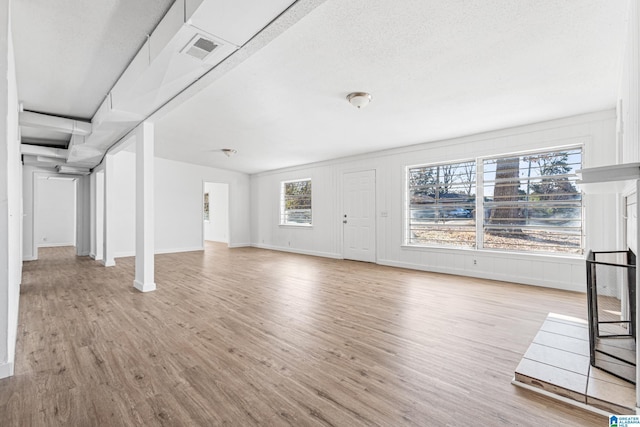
[482,148,582,254]
[406,147,583,255]
[407,160,476,248]
[280,179,312,226]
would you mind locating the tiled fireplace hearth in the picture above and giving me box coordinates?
[513,313,635,415]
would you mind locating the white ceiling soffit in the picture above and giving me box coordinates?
[63,0,304,166]
[153,0,631,174]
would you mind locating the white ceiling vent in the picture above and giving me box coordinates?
[182,34,218,61]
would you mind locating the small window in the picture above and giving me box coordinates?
[407,160,476,248]
[203,192,210,221]
[280,179,312,226]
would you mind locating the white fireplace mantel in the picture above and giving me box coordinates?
[577,163,640,194]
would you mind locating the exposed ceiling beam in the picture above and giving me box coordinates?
[20,144,68,159]
[20,110,92,136]
[150,0,329,123]
[87,0,329,168]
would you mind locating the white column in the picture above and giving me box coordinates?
[75,176,90,256]
[95,171,104,261]
[102,154,116,267]
[133,122,156,292]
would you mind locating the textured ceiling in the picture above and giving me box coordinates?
[154,0,631,174]
[12,0,174,119]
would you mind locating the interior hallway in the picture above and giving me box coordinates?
[0,243,605,426]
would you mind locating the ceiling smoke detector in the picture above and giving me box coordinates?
[182,34,218,61]
[221,148,237,157]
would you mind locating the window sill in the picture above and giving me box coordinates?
[400,244,584,261]
[279,224,313,229]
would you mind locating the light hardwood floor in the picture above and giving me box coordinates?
[0,243,605,426]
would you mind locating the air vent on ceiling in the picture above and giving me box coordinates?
[182,34,218,61]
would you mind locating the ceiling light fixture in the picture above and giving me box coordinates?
[346,92,372,109]
[221,148,237,157]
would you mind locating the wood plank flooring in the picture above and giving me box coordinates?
[0,242,607,426]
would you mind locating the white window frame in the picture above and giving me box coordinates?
[406,159,477,249]
[280,178,312,227]
[405,145,584,256]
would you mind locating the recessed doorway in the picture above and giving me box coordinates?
[203,182,230,246]
[33,174,77,260]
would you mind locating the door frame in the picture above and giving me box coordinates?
[201,181,231,248]
[32,172,78,260]
[340,168,377,262]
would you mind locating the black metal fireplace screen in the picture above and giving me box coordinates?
[586,249,636,383]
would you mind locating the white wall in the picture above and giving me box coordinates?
[204,182,229,243]
[619,0,639,165]
[89,171,105,260]
[251,110,618,292]
[34,177,76,247]
[616,1,640,399]
[75,175,90,257]
[94,153,251,259]
[112,150,136,258]
[0,0,21,378]
[618,1,639,255]
[155,157,250,252]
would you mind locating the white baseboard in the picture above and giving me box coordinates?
[114,247,206,257]
[114,251,135,259]
[37,242,75,248]
[251,243,342,259]
[133,279,156,293]
[22,255,37,261]
[228,243,251,248]
[0,361,14,379]
[155,246,204,255]
[377,259,582,292]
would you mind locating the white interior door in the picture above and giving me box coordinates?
[343,170,376,262]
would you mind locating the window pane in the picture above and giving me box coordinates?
[482,148,582,254]
[281,179,312,225]
[203,192,210,221]
[407,160,476,248]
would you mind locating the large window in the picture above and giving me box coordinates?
[406,147,583,255]
[280,179,312,226]
[407,160,476,248]
[483,149,582,254]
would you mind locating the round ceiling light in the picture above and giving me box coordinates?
[346,92,372,109]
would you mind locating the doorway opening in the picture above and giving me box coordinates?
[33,174,78,260]
[203,182,230,249]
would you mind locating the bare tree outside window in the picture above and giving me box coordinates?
[407,147,582,254]
[407,160,476,248]
[483,149,582,254]
[281,179,312,225]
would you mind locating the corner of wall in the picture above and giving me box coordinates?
[0,361,14,379]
